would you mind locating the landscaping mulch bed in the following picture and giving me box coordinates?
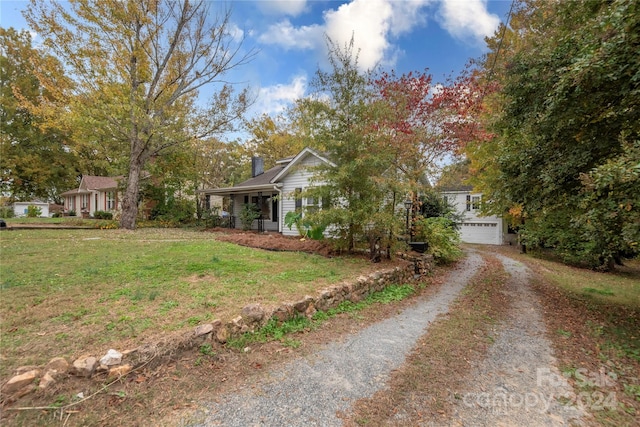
[208,228,335,257]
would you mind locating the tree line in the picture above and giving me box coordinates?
[1,0,637,269]
[468,0,639,269]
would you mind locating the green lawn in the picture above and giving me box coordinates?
[0,228,372,379]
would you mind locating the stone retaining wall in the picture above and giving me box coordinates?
[1,254,433,404]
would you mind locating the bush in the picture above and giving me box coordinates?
[284,211,326,241]
[68,210,77,217]
[0,206,15,218]
[150,197,195,224]
[93,210,113,220]
[26,205,42,218]
[239,204,260,231]
[413,216,462,264]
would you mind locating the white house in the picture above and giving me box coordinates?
[440,186,505,245]
[201,147,333,236]
[12,201,50,217]
[60,175,121,217]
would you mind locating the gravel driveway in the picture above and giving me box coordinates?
[448,253,586,426]
[190,250,587,426]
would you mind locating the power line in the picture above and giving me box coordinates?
[487,0,515,82]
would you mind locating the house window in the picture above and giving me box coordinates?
[69,197,75,211]
[472,196,481,210]
[205,195,211,210]
[81,194,88,210]
[305,196,319,213]
[107,192,115,210]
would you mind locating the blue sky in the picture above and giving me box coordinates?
[1,0,511,120]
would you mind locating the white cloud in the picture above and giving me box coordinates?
[258,19,323,50]
[323,0,393,70]
[437,0,500,44]
[255,74,308,115]
[227,23,244,42]
[256,0,309,17]
[389,0,432,37]
[257,0,433,72]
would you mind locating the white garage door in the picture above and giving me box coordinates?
[459,222,501,245]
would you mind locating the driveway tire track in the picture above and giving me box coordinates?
[448,253,587,426]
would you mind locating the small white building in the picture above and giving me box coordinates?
[13,201,50,218]
[440,186,504,245]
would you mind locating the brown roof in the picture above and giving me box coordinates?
[59,188,85,196]
[81,175,119,190]
[234,165,285,188]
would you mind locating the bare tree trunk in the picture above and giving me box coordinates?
[120,158,143,230]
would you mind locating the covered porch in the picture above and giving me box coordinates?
[203,183,282,233]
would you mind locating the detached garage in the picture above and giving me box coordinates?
[459,221,503,245]
[12,201,50,218]
[440,187,504,245]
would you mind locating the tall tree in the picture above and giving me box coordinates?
[244,114,306,169]
[469,0,640,268]
[299,37,392,252]
[24,0,255,228]
[0,27,78,202]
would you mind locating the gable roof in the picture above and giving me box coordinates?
[60,175,120,196]
[236,165,285,188]
[200,148,334,196]
[271,147,334,183]
[438,185,474,192]
[81,175,119,190]
[202,165,286,195]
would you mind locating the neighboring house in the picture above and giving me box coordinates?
[440,186,505,245]
[13,201,50,217]
[60,175,120,217]
[201,147,334,236]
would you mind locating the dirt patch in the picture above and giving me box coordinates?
[208,228,335,257]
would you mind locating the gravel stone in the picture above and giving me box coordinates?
[191,250,588,427]
[196,253,483,426]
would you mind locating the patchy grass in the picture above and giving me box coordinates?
[0,228,373,381]
[532,256,639,308]
[341,255,510,426]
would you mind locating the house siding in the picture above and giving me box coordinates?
[280,155,324,237]
[442,191,504,245]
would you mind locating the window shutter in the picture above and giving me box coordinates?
[466,195,471,211]
[295,188,302,211]
[322,194,330,209]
